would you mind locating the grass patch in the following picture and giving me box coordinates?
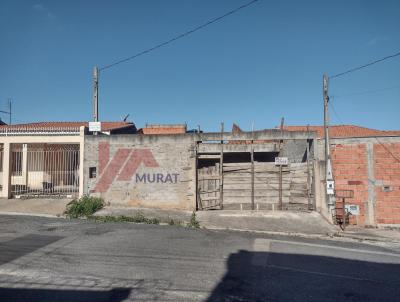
[88,212,160,225]
[65,196,104,218]
[186,211,200,229]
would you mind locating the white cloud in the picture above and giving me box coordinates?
[33,3,55,19]
[33,3,44,11]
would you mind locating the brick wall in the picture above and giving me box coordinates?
[331,144,368,225]
[374,143,400,225]
[84,134,196,210]
[328,139,400,226]
[142,125,186,135]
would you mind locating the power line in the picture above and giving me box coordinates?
[330,98,400,163]
[333,85,400,99]
[329,50,400,79]
[329,97,345,124]
[374,136,400,163]
[100,0,259,71]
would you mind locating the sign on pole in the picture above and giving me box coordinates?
[275,157,288,166]
[89,121,101,132]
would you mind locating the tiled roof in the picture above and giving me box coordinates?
[282,125,400,138]
[0,121,135,133]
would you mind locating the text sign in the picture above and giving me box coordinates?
[275,157,288,166]
[345,204,360,215]
[89,122,101,132]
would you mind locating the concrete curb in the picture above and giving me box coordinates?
[201,225,400,245]
[0,211,64,219]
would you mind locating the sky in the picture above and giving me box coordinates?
[0,0,399,132]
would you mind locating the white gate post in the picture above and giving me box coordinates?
[1,143,12,198]
[22,144,28,187]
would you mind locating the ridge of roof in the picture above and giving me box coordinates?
[0,121,136,132]
[282,125,400,138]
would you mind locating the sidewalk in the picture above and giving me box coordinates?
[338,225,400,243]
[0,198,71,217]
[95,206,400,244]
[96,206,338,236]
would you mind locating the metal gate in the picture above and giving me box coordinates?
[11,144,80,197]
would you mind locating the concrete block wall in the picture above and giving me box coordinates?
[84,134,196,210]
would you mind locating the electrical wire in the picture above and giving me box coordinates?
[329,51,400,79]
[333,85,400,99]
[374,136,400,163]
[330,98,400,163]
[99,0,259,71]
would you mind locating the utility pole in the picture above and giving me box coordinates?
[323,74,335,212]
[278,117,284,210]
[93,66,99,122]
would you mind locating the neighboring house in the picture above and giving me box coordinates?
[284,125,400,227]
[0,121,136,198]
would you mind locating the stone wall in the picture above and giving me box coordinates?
[84,134,196,210]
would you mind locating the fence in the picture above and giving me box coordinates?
[10,144,80,197]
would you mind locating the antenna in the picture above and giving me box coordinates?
[123,114,130,122]
[0,98,12,125]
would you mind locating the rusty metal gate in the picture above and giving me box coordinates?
[10,144,80,197]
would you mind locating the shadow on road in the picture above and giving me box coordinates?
[0,287,131,302]
[206,250,400,302]
[0,234,63,265]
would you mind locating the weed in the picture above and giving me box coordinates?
[65,196,104,218]
[88,213,160,225]
[186,211,200,229]
[167,218,183,226]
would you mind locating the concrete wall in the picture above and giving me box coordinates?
[316,136,400,226]
[84,134,197,210]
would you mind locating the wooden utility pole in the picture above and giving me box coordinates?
[219,122,224,209]
[278,117,284,210]
[306,124,312,210]
[251,122,255,210]
[93,66,99,122]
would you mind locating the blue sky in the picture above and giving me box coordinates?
[0,0,399,131]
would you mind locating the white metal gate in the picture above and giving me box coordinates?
[11,144,80,197]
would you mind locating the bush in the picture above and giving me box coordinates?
[65,196,104,218]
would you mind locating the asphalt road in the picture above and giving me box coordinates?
[0,215,400,302]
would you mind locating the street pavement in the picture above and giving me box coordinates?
[0,215,400,302]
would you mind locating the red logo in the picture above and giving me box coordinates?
[94,142,159,193]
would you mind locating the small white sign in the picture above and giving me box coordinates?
[327,180,335,195]
[275,157,288,166]
[89,122,101,132]
[345,204,360,215]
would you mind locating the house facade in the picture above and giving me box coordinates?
[0,121,399,227]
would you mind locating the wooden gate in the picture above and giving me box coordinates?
[197,164,221,210]
[197,161,313,210]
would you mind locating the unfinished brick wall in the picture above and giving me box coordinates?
[141,125,186,135]
[331,144,368,225]
[374,143,400,225]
